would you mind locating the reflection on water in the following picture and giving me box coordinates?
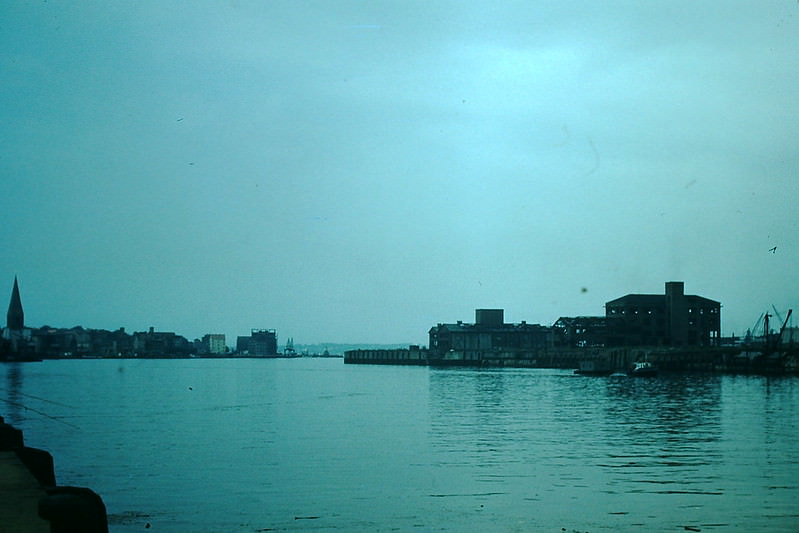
[2,360,798,532]
[427,369,798,531]
[3,362,23,423]
[600,376,724,503]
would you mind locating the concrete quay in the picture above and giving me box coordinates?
[344,345,798,374]
[344,346,428,365]
[0,449,49,533]
[0,416,108,533]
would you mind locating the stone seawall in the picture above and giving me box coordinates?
[345,346,797,373]
[0,415,108,533]
[344,347,429,365]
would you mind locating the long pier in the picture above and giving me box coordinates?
[344,346,799,373]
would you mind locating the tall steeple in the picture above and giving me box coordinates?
[7,276,24,330]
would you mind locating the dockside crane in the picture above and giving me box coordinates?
[772,309,793,353]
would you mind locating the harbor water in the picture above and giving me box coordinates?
[1,358,798,532]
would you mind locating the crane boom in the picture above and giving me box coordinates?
[775,309,793,349]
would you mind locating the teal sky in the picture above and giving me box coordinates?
[2,1,797,345]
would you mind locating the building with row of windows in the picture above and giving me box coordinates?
[201,334,227,355]
[427,282,722,362]
[428,309,552,362]
[604,281,720,347]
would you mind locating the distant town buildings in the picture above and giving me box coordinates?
[0,277,276,359]
[132,327,193,357]
[32,326,133,357]
[1,276,728,362]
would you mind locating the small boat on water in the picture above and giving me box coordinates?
[628,361,658,376]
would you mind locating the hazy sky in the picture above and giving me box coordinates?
[2,1,797,345]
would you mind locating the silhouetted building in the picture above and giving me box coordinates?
[552,316,622,347]
[428,309,552,362]
[605,281,720,347]
[237,329,278,356]
[2,277,33,357]
[7,276,24,330]
[32,327,85,356]
[28,326,134,358]
[133,327,191,357]
[250,329,278,356]
[96,327,135,357]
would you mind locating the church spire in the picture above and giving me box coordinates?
[7,276,24,330]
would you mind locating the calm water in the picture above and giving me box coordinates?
[2,358,798,532]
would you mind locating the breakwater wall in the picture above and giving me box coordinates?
[344,346,428,365]
[0,415,108,532]
[344,346,637,369]
[344,346,798,374]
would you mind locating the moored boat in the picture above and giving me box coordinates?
[628,361,658,376]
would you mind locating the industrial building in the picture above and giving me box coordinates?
[421,282,722,366]
[428,309,552,362]
[605,281,721,347]
[553,282,722,349]
[552,316,622,348]
[236,329,278,356]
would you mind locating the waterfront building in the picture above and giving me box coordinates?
[33,326,89,356]
[349,282,732,369]
[28,326,134,358]
[428,309,552,362]
[605,281,721,347]
[201,333,226,354]
[132,327,192,357]
[83,327,134,357]
[552,316,622,347]
[237,329,278,356]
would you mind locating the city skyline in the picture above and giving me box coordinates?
[3,275,786,350]
[2,2,797,345]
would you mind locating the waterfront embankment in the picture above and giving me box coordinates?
[345,345,798,373]
[0,415,108,532]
